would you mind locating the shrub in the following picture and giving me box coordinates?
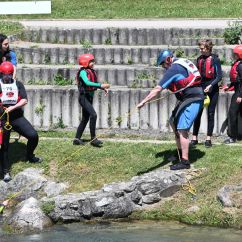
[223,22,242,44]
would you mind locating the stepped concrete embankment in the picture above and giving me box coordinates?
[8,19,238,134]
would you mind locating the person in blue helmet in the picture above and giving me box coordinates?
[0,34,17,79]
[137,50,204,170]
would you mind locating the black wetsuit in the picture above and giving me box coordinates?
[227,61,242,139]
[75,68,101,140]
[192,54,222,136]
[0,81,39,174]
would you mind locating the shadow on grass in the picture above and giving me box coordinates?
[8,140,27,164]
[137,148,205,175]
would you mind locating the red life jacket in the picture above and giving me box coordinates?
[168,59,201,93]
[197,55,215,79]
[76,68,98,93]
[230,61,241,83]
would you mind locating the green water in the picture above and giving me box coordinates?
[1,221,242,242]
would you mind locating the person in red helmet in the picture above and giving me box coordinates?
[73,54,110,147]
[223,45,242,144]
[0,62,42,182]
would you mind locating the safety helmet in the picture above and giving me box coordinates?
[156,50,173,66]
[204,95,210,108]
[0,61,14,75]
[78,54,95,67]
[233,45,242,59]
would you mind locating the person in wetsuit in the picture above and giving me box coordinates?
[73,54,110,147]
[191,39,222,148]
[0,62,42,182]
[223,45,242,144]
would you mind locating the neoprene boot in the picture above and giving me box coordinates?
[170,159,190,170]
[90,138,103,147]
[73,138,85,145]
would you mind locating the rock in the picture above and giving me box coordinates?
[7,197,52,232]
[186,205,200,213]
[218,184,242,208]
[217,185,235,207]
[44,181,68,197]
[142,193,161,204]
[0,168,47,201]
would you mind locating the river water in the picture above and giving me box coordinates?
[1,221,242,242]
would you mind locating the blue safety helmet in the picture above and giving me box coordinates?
[156,50,173,66]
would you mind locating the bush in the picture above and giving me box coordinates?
[223,22,242,44]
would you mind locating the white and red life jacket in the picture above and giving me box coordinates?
[168,59,201,93]
[197,55,215,79]
[230,60,242,83]
[76,68,98,92]
[0,79,19,105]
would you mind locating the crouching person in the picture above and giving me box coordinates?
[0,62,42,182]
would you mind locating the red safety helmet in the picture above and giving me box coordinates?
[0,61,14,75]
[233,45,242,59]
[78,54,95,67]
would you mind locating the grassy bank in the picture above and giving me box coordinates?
[0,0,241,19]
[9,133,242,228]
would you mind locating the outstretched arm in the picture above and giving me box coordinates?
[137,85,162,108]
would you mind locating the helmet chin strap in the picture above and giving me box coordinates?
[2,74,13,84]
[166,56,172,64]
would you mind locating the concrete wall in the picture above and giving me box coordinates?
[24,86,231,134]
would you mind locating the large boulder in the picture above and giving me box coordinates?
[7,197,52,232]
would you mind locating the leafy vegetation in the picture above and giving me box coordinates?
[223,22,242,44]
[0,21,23,36]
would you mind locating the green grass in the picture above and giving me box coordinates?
[9,135,242,228]
[0,0,241,19]
[0,22,23,36]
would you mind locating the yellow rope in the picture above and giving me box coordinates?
[182,179,197,197]
[57,92,171,166]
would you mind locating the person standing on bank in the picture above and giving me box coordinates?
[73,54,110,147]
[137,50,204,170]
[0,34,17,79]
[0,62,42,182]
[223,45,242,144]
[191,39,222,148]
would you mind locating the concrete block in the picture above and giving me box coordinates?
[71,89,81,128]
[129,89,140,129]
[119,28,128,45]
[158,91,170,132]
[99,90,110,128]
[62,88,72,127]
[32,89,42,127]
[139,90,150,129]
[51,89,63,126]
[110,90,120,129]
[42,88,52,128]
[120,90,130,129]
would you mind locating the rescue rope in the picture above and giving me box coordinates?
[181,179,197,197]
[57,92,172,166]
[0,110,13,130]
